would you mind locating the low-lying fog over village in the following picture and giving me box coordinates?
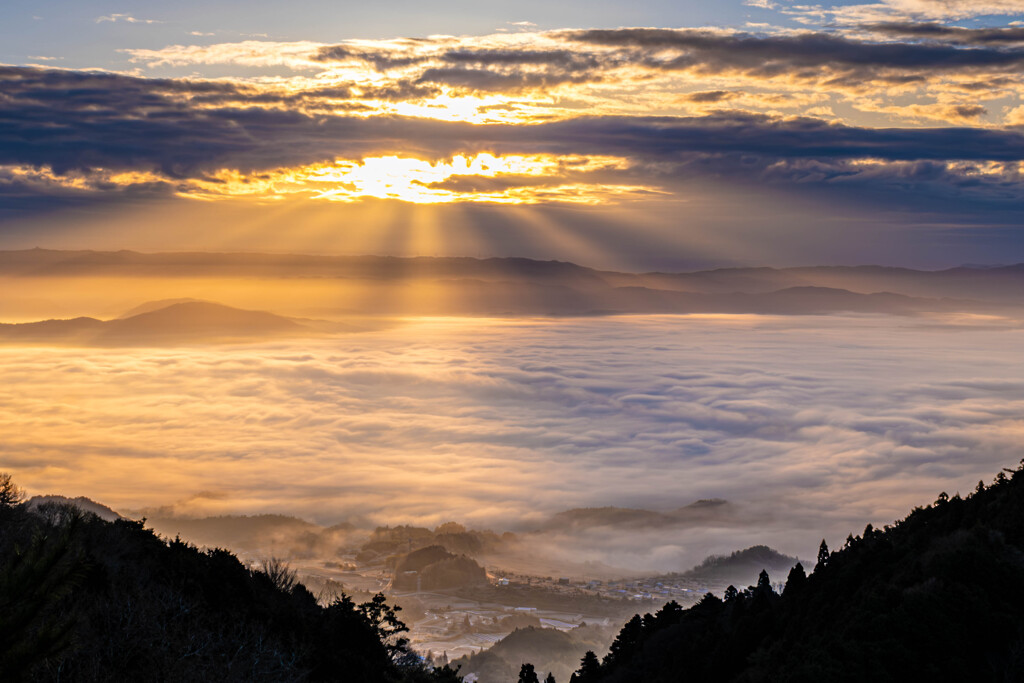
[32,490,802,681]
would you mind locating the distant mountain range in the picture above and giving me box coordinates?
[2,249,1022,320]
[0,301,305,345]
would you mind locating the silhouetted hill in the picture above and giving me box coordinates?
[0,477,460,682]
[116,298,206,318]
[630,263,1024,303]
[565,463,1024,682]
[143,513,358,559]
[26,495,122,522]
[356,523,504,565]
[678,545,801,586]
[392,545,487,591]
[544,500,734,531]
[452,624,616,683]
[0,301,305,345]
[544,507,676,531]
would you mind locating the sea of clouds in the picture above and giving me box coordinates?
[3,313,1023,570]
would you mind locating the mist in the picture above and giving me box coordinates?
[4,312,1023,571]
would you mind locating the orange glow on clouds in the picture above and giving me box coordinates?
[3,153,659,205]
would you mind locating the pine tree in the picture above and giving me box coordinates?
[756,569,772,594]
[604,614,644,666]
[784,562,806,594]
[519,662,540,683]
[816,539,829,570]
[571,650,601,682]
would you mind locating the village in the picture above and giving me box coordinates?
[281,554,719,661]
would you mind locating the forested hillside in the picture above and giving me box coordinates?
[565,463,1024,683]
[0,474,460,682]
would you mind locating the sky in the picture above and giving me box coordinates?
[5,0,1024,268]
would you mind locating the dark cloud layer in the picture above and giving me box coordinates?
[5,65,1024,170]
[4,53,1024,225]
[311,28,1024,87]
[566,27,1024,77]
[868,22,1024,45]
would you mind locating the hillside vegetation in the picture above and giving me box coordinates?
[565,464,1024,682]
[0,475,459,682]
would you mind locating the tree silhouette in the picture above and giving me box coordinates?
[542,461,1024,682]
[0,513,83,677]
[756,569,772,594]
[258,555,297,592]
[0,473,469,681]
[784,562,806,594]
[603,614,644,667]
[570,650,601,682]
[0,473,24,508]
[816,539,829,570]
[519,662,540,683]
[357,592,410,660]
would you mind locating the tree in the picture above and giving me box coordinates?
[724,585,739,601]
[0,473,24,508]
[519,662,540,683]
[604,614,645,667]
[258,556,297,592]
[816,539,829,571]
[756,569,772,594]
[571,650,601,682]
[430,664,464,682]
[784,563,807,594]
[544,673,557,683]
[0,516,83,677]
[358,592,410,660]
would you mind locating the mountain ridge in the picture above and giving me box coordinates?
[0,301,306,345]
[565,463,1024,682]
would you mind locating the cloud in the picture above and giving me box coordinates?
[4,65,1024,169]
[5,63,1024,217]
[682,90,742,103]
[780,0,1024,24]
[110,29,1024,139]
[134,28,1024,99]
[867,22,1024,44]
[874,0,1024,19]
[8,16,1024,223]
[566,27,1024,75]
[3,314,1023,569]
[96,14,162,25]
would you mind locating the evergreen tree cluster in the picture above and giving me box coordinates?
[0,474,462,682]
[563,463,1024,682]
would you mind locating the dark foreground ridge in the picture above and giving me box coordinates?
[6,463,1024,682]
[0,475,460,682]
[563,463,1024,683]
